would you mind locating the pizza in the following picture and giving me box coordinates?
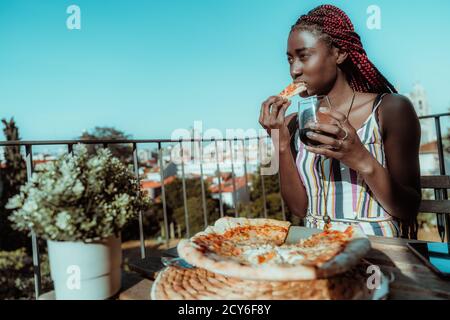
[278,81,307,99]
[151,263,381,300]
[177,217,371,281]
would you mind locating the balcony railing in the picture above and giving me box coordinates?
[0,112,449,299]
[418,112,449,175]
[1,136,277,298]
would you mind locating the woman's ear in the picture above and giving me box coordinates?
[333,46,348,65]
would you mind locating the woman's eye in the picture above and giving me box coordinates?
[299,54,309,61]
[287,57,294,64]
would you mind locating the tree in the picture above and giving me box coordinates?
[173,197,219,236]
[250,171,281,200]
[121,177,221,241]
[160,177,219,235]
[79,127,133,164]
[239,169,303,225]
[0,118,29,250]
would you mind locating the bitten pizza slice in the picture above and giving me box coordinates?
[278,82,307,99]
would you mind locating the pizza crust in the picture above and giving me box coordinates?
[177,217,371,281]
[212,217,291,234]
[151,263,378,300]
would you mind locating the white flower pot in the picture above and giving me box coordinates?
[47,236,122,300]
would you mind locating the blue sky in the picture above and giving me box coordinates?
[1,0,450,141]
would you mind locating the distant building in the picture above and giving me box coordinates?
[141,175,176,201]
[31,154,57,170]
[419,141,439,175]
[405,82,434,143]
[419,139,450,175]
[145,161,178,181]
[209,174,250,207]
[407,83,431,117]
[173,139,267,177]
[138,148,152,163]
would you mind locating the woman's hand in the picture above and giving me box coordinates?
[304,108,374,173]
[259,96,295,154]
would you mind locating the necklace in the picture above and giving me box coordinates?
[318,89,356,229]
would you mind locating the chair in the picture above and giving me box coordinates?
[419,175,450,242]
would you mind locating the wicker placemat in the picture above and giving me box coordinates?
[151,264,378,300]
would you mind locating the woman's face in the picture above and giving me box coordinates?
[287,29,339,97]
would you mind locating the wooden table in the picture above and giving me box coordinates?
[120,235,450,300]
[364,236,450,299]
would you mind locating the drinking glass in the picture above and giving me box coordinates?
[297,95,336,148]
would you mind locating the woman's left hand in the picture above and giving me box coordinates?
[304,108,373,173]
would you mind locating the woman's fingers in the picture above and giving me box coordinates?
[276,100,292,123]
[305,131,342,149]
[260,96,289,129]
[260,96,279,125]
[305,145,343,159]
[270,98,288,117]
[309,123,346,139]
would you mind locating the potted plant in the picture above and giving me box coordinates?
[6,145,151,300]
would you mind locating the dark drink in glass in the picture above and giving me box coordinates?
[298,95,336,148]
[299,128,337,147]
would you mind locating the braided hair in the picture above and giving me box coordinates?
[291,4,397,94]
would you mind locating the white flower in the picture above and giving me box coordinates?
[5,195,22,210]
[22,200,38,213]
[55,211,71,230]
[72,180,85,196]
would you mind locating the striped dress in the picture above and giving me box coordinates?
[294,93,400,237]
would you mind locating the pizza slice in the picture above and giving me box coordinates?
[177,217,371,281]
[278,81,307,99]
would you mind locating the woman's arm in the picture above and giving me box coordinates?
[358,94,421,220]
[304,94,421,221]
[259,96,309,218]
[279,140,309,218]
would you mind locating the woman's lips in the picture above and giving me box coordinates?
[294,81,307,95]
[296,81,309,97]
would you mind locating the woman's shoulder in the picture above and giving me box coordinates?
[378,93,418,124]
[377,93,420,136]
[357,92,414,110]
[354,92,417,126]
[378,93,418,120]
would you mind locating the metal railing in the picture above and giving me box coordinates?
[0,112,449,299]
[418,112,450,242]
[418,112,449,176]
[0,136,276,298]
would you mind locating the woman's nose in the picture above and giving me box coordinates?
[290,62,303,80]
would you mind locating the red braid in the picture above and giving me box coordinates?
[292,4,397,94]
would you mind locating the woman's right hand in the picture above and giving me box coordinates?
[259,96,296,154]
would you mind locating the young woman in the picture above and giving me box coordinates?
[259,5,421,238]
